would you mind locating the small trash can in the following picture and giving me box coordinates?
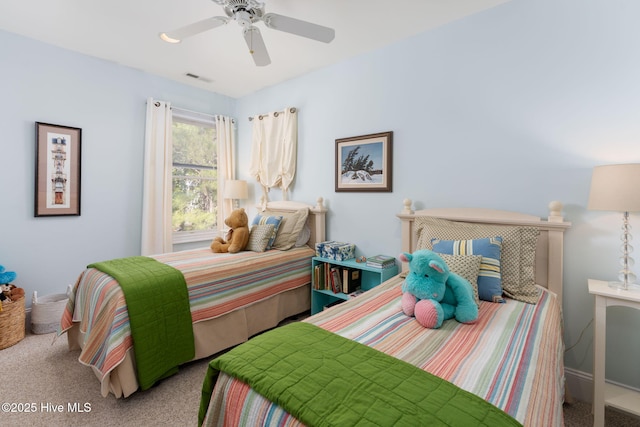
[31,289,69,334]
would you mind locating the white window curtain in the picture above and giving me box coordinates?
[249,108,297,207]
[216,115,237,226]
[141,98,236,255]
[141,98,173,255]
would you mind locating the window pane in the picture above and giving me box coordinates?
[172,122,216,166]
[172,120,217,233]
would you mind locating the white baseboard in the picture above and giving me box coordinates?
[565,367,594,403]
[565,367,640,406]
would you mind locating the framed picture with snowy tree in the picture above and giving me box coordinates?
[335,131,392,192]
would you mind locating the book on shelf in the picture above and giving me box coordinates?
[315,262,363,295]
[366,254,396,268]
[323,263,331,291]
[313,264,323,290]
[314,263,332,291]
[341,267,362,294]
[330,267,342,294]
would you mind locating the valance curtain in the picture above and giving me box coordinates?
[141,98,237,255]
[141,98,173,255]
[249,108,297,207]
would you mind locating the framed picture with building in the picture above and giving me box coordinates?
[35,122,82,217]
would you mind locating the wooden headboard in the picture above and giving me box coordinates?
[262,197,327,249]
[396,199,571,304]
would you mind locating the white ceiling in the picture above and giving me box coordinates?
[0,0,509,98]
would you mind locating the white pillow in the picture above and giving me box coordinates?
[294,224,311,247]
[272,208,309,250]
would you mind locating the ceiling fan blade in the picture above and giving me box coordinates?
[243,26,271,66]
[262,13,335,43]
[160,16,229,43]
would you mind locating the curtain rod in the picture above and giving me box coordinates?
[172,105,236,124]
[248,107,297,121]
[147,99,236,125]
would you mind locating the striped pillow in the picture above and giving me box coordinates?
[251,215,283,250]
[432,237,504,303]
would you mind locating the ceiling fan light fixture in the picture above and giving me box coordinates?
[160,0,334,66]
[159,32,181,43]
[234,10,253,27]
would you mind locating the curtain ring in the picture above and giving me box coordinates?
[273,111,279,118]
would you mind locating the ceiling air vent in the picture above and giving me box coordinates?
[185,73,213,83]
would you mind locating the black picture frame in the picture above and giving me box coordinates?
[35,122,82,217]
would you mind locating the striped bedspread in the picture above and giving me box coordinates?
[202,275,564,427]
[59,247,314,383]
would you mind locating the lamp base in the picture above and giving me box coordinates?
[607,281,640,291]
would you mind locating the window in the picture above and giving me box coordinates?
[171,110,218,243]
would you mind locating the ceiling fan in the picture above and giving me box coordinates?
[159,0,335,66]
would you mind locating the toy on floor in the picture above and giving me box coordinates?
[399,249,478,329]
[0,264,16,286]
[0,265,22,308]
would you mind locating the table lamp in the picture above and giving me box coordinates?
[224,180,248,209]
[588,163,640,290]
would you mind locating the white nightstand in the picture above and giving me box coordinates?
[588,279,640,427]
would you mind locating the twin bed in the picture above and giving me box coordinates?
[198,199,571,427]
[60,198,571,426]
[59,199,327,398]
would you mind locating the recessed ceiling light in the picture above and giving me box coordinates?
[159,32,180,43]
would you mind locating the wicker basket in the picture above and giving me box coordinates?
[0,296,26,350]
[31,291,68,334]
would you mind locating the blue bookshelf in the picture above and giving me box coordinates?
[311,256,398,315]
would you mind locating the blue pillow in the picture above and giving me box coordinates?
[251,214,283,250]
[432,237,504,303]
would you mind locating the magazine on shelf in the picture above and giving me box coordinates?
[366,254,396,268]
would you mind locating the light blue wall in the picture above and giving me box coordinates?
[2,0,640,394]
[0,29,234,302]
[236,0,640,391]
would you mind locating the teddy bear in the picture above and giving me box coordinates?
[399,249,478,329]
[9,285,25,301]
[210,208,250,253]
[0,284,23,303]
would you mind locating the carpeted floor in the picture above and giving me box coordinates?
[563,399,640,427]
[2,327,640,426]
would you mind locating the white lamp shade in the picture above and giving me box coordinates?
[588,164,640,212]
[224,180,248,200]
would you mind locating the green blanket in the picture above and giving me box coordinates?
[199,322,521,427]
[89,256,194,390]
